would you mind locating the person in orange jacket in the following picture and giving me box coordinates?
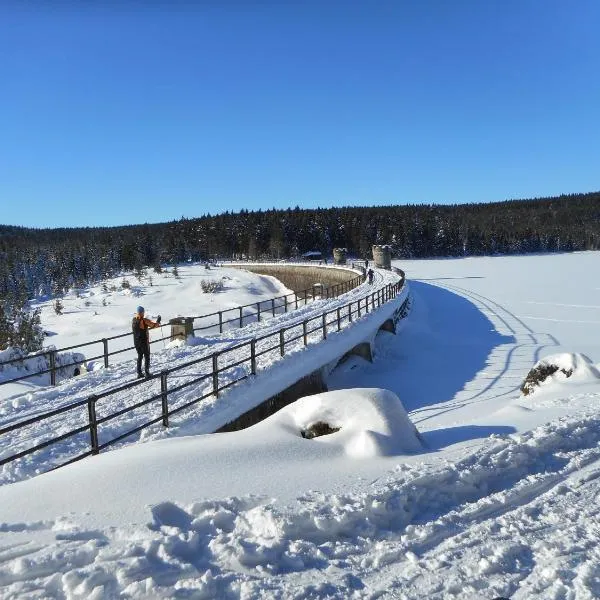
[132,306,161,378]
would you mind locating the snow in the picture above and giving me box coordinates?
[2,252,600,598]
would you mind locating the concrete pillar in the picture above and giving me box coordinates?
[169,317,194,341]
[333,248,347,265]
[372,245,392,269]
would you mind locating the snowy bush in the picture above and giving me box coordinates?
[522,353,600,396]
[201,279,224,293]
[301,421,340,439]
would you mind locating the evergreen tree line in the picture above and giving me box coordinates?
[2,191,600,305]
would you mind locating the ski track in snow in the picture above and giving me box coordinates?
[410,281,561,427]
[0,270,400,485]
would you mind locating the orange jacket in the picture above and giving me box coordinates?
[132,314,160,346]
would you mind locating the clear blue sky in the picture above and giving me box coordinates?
[1,1,599,228]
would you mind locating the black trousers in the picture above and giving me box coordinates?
[135,343,150,375]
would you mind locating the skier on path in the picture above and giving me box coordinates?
[132,306,161,378]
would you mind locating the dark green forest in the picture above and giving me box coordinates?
[2,191,600,301]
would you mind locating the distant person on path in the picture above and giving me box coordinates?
[367,268,374,284]
[132,306,161,378]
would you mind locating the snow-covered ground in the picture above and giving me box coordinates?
[2,252,600,599]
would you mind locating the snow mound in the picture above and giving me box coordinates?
[521,352,600,396]
[282,388,424,457]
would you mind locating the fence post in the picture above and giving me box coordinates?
[49,350,57,386]
[87,395,99,455]
[272,298,276,316]
[284,295,288,313]
[218,311,223,333]
[295,293,298,309]
[257,302,261,322]
[212,353,219,397]
[161,371,169,427]
[279,329,285,356]
[239,307,243,328]
[348,303,352,323]
[322,314,327,339]
[303,320,308,345]
[250,339,256,374]
[102,338,109,369]
[337,307,341,331]
[304,289,308,305]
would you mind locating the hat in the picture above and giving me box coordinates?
[137,306,145,313]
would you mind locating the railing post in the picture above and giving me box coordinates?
[295,293,298,310]
[322,314,327,339]
[358,299,362,317]
[49,350,57,386]
[161,371,169,427]
[257,302,261,322]
[284,295,288,313]
[239,307,243,328]
[218,311,223,333]
[337,307,341,331]
[304,290,308,305]
[348,303,352,322]
[212,352,219,397]
[271,298,276,316]
[279,330,285,356]
[250,339,256,374]
[102,338,109,369]
[303,320,308,345]
[87,395,99,455]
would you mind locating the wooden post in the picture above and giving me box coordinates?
[212,353,219,397]
[218,311,223,333]
[239,306,243,328]
[87,395,99,455]
[250,339,256,374]
[161,371,169,427]
[102,338,109,369]
[337,307,341,331]
[322,314,327,339]
[49,350,57,386]
[303,320,308,345]
[279,330,285,356]
[272,298,275,316]
[257,302,261,322]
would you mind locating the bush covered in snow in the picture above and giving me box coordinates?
[201,279,224,293]
[521,353,600,395]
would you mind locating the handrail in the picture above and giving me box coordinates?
[0,264,365,388]
[0,273,407,477]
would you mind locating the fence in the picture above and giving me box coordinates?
[0,272,364,389]
[0,278,406,476]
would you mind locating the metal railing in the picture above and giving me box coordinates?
[0,271,364,388]
[0,278,407,475]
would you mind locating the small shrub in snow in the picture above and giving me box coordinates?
[53,298,64,315]
[521,363,573,396]
[300,421,340,439]
[201,279,223,293]
[121,279,131,290]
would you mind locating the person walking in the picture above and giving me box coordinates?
[132,306,161,378]
[367,268,374,284]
